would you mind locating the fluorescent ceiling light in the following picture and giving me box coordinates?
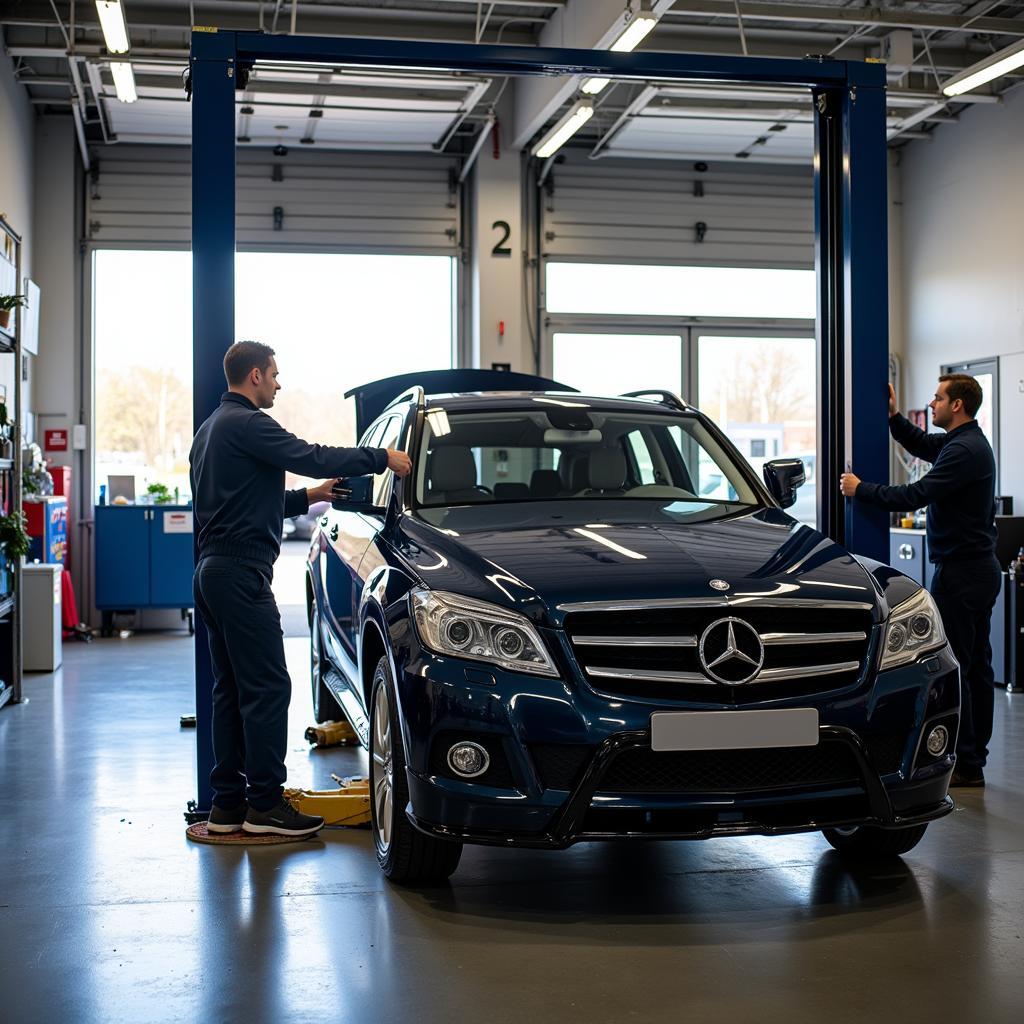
[95,1,131,54]
[532,100,594,159]
[941,38,1024,97]
[610,12,658,53]
[110,61,138,103]
[581,77,611,96]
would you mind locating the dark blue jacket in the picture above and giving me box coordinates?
[189,392,388,566]
[856,413,996,563]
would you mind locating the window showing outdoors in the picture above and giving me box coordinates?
[697,335,816,525]
[546,264,816,320]
[93,250,456,501]
[553,333,682,397]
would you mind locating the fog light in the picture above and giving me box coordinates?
[447,741,490,778]
[926,725,949,757]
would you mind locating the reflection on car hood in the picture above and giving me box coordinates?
[396,501,880,626]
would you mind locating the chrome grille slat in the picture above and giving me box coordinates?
[588,666,714,685]
[755,661,861,682]
[761,631,866,646]
[572,635,697,648]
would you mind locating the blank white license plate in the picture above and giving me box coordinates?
[650,708,820,752]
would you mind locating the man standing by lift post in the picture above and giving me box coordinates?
[840,375,999,787]
[190,340,411,837]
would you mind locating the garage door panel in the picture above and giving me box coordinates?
[87,145,459,253]
[543,153,813,268]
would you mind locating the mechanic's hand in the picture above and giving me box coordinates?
[306,479,339,505]
[839,472,861,498]
[888,383,898,418]
[386,449,412,477]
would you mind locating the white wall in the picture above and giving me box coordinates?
[0,47,35,423]
[900,84,1024,503]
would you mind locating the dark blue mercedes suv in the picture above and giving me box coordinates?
[306,370,957,884]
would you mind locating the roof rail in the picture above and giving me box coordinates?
[619,390,690,412]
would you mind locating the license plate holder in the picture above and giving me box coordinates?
[650,708,820,752]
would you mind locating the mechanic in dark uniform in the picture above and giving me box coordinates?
[840,374,998,787]
[190,340,411,836]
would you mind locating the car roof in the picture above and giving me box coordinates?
[414,391,698,416]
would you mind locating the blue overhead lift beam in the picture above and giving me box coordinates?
[188,31,891,815]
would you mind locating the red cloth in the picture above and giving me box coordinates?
[60,567,80,632]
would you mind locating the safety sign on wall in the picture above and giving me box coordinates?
[163,511,193,534]
[44,428,68,452]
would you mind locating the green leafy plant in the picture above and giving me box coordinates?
[0,509,31,565]
[147,482,173,504]
[0,295,27,312]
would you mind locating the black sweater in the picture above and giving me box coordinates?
[855,413,996,563]
[189,392,388,566]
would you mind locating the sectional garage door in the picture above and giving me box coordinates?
[86,145,461,254]
[540,153,814,269]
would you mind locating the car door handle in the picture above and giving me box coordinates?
[330,524,339,542]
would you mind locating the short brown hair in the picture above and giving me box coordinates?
[938,373,983,418]
[223,340,275,387]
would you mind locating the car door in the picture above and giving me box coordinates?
[320,417,391,664]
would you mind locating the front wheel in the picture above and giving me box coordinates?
[370,656,463,885]
[309,592,342,723]
[822,823,928,859]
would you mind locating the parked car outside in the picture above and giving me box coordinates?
[307,374,957,884]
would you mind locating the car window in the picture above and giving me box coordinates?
[374,415,402,506]
[416,406,759,508]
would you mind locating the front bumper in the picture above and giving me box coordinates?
[395,640,960,849]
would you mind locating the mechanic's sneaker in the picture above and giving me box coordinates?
[243,800,324,837]
[950,769,985,788]
[207,803,247,834]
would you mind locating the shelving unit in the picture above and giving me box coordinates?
[0,215,24,710]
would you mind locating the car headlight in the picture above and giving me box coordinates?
[879,588,947,671]
[410,589,558,677]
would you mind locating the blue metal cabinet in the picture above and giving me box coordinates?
[95,506,195,634]
[890,528,926,587]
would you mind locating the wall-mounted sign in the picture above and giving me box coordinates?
[44,428,68,452]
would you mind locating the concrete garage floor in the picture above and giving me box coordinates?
[2,571,1023,1021]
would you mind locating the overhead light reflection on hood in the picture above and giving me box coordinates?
[574,527,646,560]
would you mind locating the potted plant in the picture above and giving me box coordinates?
[0,294,27,332]
[0,508,31,593]
[147,482,174,505]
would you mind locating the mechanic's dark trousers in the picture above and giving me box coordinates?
[930,556,1001,774]
[193,555,290,811]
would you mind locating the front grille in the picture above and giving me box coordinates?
[565,604,874,703]
[597,743,862,794]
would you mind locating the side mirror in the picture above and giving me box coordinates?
[331,475,376,512]
[763,458,806,509]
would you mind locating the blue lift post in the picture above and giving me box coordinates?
[188,32,891,814]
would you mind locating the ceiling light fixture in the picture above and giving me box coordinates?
[941,38,1024,97]
[110,61,138,103]
[580,6,660,96]
[95,1,131,54]
[532,99,594,158]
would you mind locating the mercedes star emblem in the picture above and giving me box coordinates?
[698,617,765,685]
[709,579,730,591]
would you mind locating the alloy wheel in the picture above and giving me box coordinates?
[372,682,394,853]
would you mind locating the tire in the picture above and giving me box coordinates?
[369,656,463,885]
[309,592,343,723]
[822,823,928,860]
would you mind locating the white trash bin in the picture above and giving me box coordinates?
[22,562,63,672]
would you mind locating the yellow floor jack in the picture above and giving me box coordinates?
[285,720,371,827]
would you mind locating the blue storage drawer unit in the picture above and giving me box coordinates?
[95,505,195,635]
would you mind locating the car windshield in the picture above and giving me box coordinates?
[414,403,761,508]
